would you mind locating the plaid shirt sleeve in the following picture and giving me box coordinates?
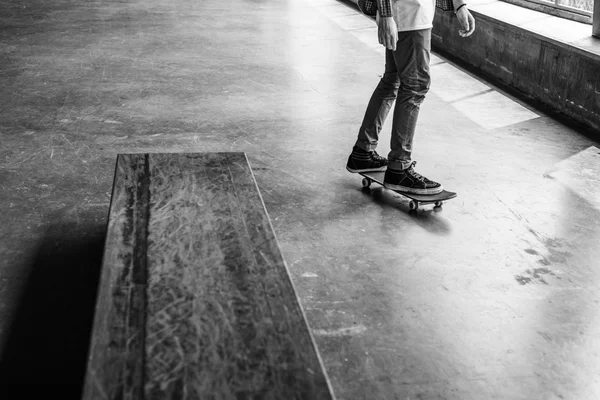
[377,0,393,17]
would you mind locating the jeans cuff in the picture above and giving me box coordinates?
[389,160,412,170]
[355,141,377,152]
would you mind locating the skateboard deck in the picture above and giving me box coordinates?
[358,171,457,210]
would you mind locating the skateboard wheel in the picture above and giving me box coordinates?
[409,201,418,210]
[435,201,443,207]
[362,178,371,188]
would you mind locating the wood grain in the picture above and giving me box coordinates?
[83,153,334,400]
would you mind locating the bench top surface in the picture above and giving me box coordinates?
[84,153,334,400]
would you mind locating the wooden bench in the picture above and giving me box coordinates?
[83,153,334,399]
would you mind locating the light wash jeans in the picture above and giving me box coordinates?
[354,29,431,171]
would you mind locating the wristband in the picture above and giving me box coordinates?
[455,3,467,13]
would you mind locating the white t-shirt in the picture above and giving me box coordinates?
[377,0,436,32]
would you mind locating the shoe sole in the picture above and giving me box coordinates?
[383,182,444,195]
[346,165,387,173]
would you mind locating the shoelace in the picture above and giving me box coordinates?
[406,161,426,182]
[371,151,386,162]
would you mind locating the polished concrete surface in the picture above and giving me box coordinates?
[1,0,599,398]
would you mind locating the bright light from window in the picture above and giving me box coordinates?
[556,0,594,12]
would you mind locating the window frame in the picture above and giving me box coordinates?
[594,0,600,36]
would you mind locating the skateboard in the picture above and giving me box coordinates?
[358,171,457,211]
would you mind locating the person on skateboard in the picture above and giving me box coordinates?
[346,0,475,195]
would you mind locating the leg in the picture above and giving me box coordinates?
[387,29,431,170]
[383,29,442,195]
[354,49,400,152]
[346,50,398,173]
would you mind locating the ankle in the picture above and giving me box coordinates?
[389,161,413,171]
[352,146,370,154]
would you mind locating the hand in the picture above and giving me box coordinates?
[456,7,475,37]
[378,15,398,51]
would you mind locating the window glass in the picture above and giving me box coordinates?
[554,0,594,12]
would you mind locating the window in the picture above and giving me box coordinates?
[501,0,594,24]
[552,0,593,13]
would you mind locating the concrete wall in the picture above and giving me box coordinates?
[432,10,600,133]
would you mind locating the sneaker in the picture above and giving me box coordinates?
[383,161,443,195]
[346,146,388,173]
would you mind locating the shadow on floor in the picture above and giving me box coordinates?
[0,223,105,397]
[357,186,454,235]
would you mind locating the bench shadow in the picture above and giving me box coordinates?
[0,222,105,397]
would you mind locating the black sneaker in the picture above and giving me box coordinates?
[346,146,388,173]
[383,161,443,195]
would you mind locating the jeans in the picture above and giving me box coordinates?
[354,29,431,171]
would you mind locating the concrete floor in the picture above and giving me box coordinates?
[1,0,599,398]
